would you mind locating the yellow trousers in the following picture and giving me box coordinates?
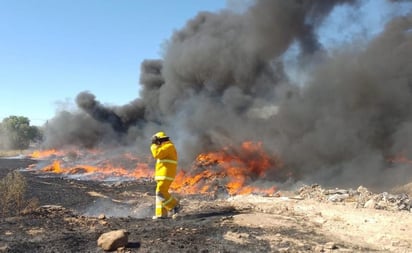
[155,180,179,217]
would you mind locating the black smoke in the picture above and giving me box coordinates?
[76,92,127,133]
[42,0,412,190]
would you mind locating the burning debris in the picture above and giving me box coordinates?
[26,147,412,214]
[27,142,284,197]
[29,149,153,182]
[171,141,284,196]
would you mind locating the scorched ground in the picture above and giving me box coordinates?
[1,158,412,253]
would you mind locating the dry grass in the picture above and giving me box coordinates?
[0,171,29,218]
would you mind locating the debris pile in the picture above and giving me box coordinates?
[297,184,412,212]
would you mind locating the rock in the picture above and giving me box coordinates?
[392,240,410,247]
[278,247,290,252]
[328,193,349,202]
[313,245,324,252]
[40,204,64,210]
[97,229,129,251]
[376,200,388,210]
[324,242,338,249]
[364,199,376,209]
[325,189,349,195]
[0,244,10,252]
[112,182,123,187]
[223,231,251,244]
[357,185,369,193]
[98,213,106,220]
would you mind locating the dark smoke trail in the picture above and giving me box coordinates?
[76,91,127,133]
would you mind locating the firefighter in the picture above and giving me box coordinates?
[150,131,181,219]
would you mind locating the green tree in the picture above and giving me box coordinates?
[0,116,40,150]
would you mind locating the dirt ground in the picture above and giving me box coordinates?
[0,158,412,253]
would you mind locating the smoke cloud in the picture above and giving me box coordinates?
[42,0,412,190]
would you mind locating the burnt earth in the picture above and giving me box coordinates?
[0,158,273,253]
[1,158,411,253]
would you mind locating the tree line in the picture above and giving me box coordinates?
[0,116,43,150]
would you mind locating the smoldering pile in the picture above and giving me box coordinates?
[41,0,412,190]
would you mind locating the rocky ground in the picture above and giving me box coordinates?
[0,158,412,253]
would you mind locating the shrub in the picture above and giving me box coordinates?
[0,171,27,218]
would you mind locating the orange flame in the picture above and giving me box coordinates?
[171,141,282,196]
[31,148,153,180]
[31,141,282,196]
[41,159,153,180]
[30,149,67,159]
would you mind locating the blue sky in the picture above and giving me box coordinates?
[1,0,411,126]
[0,0,226,125]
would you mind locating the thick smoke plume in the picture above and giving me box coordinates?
[42,0,412,190]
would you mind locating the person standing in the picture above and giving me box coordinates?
[150,131,181,219]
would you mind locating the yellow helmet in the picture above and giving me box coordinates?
[154,131,168,138]
[151,131,169,144]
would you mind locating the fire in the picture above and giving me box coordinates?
[30,149,67,159]
[43,160,63,173]
[388,153,412,164]
[29,141,283,196]
[29,149,153,181]
[171,141,282,196]
[41,160,152,180]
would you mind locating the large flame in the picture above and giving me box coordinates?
[171,141,281,196]
[29,141,282,196]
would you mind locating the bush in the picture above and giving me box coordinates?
[0,171,27,218]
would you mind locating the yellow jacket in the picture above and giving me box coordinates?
[150,141,178,181]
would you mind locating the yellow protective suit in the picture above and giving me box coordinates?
[150,140,179,218]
